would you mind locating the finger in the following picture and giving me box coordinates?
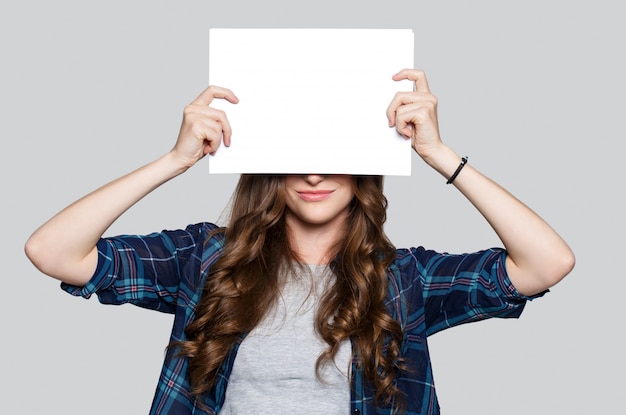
[386,91,427,126]
[394,103,422,138]
[392,69,431,94]
[193,107,234,148]
[220,113,233,147]
[200,121,226,156]
[191,85,239,106]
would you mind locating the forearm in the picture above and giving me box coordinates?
[25,152,188,285]
[424,145,575,296]
[25,85,237,286]
[388,69,574,296]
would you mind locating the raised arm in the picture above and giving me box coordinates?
[24,86,238,286]
[387,69,575,296]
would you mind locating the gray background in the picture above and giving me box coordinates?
[1,0,623,413]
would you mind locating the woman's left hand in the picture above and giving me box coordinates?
[386,69,443,159]
[386,70,575,296]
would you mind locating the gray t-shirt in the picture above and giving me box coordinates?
[219,264,352,414]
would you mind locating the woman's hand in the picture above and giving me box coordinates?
[170,85,239,168]
[386,69,442,159]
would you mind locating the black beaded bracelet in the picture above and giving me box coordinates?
[446,156,468,184]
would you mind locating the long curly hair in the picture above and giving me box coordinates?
[173,174,405,410]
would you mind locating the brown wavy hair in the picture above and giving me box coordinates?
[173,174,406,411]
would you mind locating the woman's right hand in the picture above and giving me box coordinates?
[170,85,239,168]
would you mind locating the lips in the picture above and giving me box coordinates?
[296,190,334,202]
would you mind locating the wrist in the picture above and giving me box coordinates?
[421,145,462,178]
[446,156,468,184]
[159,152,192,178]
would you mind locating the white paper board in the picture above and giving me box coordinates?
[208,28,414,175]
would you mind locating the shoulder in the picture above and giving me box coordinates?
[392,246,443,275]
[164,222,222,243]
[387,247,432,296]
[171,221,225,255]
[166,223,226,299]
[157,222,224,252]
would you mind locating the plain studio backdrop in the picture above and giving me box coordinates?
[1,1,622,414]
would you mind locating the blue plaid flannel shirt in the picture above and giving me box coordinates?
[62,222,539,414]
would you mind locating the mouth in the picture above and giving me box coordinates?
[296,190,334,202]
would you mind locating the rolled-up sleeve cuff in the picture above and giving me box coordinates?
[495,250,548,302]
[60,239,114,299]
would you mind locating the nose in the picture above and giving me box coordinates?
[303,174,324,186]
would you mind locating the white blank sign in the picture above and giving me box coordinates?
[208,28,414,175]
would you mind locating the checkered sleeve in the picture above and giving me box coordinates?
[61,223,217,314]
[402,247,546,337]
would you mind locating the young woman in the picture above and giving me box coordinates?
[24,69,575,414]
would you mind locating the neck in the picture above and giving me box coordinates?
[285,214,347,265]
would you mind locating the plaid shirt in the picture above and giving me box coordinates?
[62,222,539,414]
